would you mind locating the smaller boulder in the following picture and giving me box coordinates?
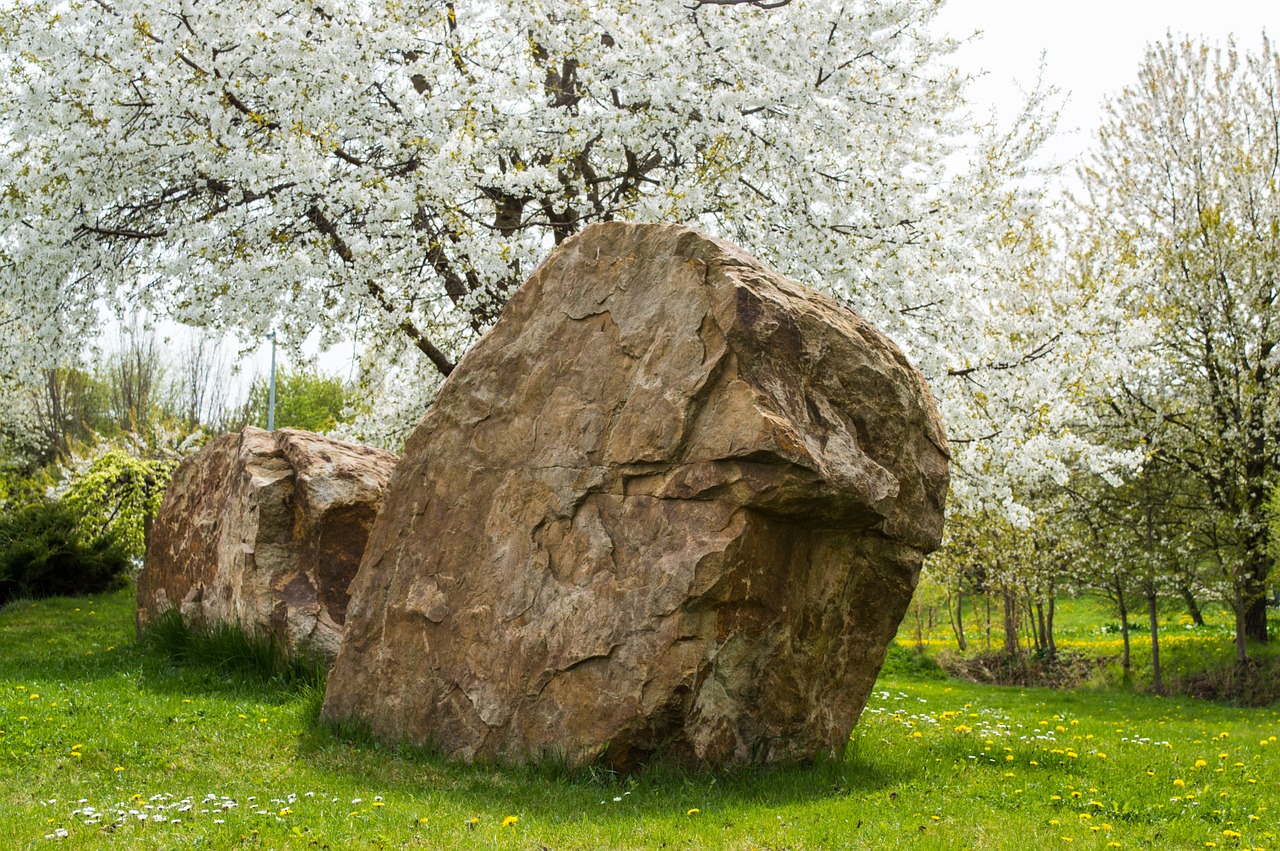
[137,428,398,662]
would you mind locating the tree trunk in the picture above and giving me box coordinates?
[1241,546,1270,644]
[948,588,967,652]
[1046,593,1057,658]
[1178,581,1205,626]
[985,592,991,651]
[913,599,924,653]
[1117,590,1131,673]
[1035,600,1048,654]
[1002,589,1020,656]
[1148,588,1163,695]
[1235,603,1249,665]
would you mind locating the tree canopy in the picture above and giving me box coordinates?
[1077,33,1280,642]
[0,0,1130,508]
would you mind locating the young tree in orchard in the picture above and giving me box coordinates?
[1,0,1131,505]
[1078,34,1280,643]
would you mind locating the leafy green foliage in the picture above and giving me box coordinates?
[60,450,175,562]
[246,367,353,433]
[878,643,948,680]
[0,463,51,512]
[0,501,130,605]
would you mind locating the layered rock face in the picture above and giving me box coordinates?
[323,222,949,770]
[137,428,398,662]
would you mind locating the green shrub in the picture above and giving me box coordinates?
[879,643,948,680]
[61,449,175,561]
[0,501,131,605]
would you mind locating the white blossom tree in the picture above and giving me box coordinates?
[1078,34,1280,643]
[2,0,1129,506]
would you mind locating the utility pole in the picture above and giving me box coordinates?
[267,331,277,431]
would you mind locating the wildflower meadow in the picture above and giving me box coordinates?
[2,586,1277,849]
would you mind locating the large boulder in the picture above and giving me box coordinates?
[323,222,949,770]
[137,427,399,663]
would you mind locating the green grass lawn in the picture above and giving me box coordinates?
[2,586,1279,849]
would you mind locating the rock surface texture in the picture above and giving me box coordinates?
[322,222,949,770]
[137,428,399,663]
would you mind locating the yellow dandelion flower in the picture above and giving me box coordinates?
[418,817,429,824]
[1173,779,1186,787]
[1030,760,1039,766]
[1049,819,1060,826]
[502,816,518,827]
[1097,753,1107,759]
[686,808,701,817]
[1195,759,1207,768]
[114,766,124,772]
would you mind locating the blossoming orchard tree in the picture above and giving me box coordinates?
[1078,34,1280,644]
[0,0,1132,507]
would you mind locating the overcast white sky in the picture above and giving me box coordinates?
[933,0,1275,171]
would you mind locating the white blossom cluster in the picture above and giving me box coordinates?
[0,0,1138,510]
